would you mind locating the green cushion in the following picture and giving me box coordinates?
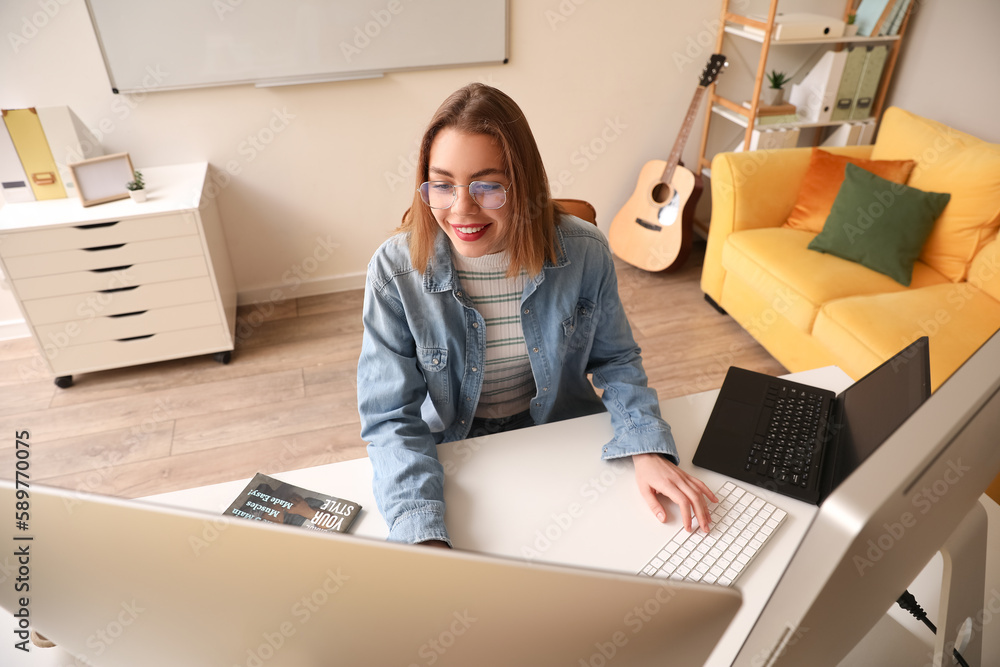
[808,163,951,286]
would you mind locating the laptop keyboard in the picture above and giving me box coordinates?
[746,382,824,488]
[637,482,786,587]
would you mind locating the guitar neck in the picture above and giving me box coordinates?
[661,86,707,185]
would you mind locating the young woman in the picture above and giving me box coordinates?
[358,83,716,548]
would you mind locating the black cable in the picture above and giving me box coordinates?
[895,589,972,667]
[897,589,937,633]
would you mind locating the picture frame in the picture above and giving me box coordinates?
[68,152,135,207]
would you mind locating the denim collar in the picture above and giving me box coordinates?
[422,223,570,293]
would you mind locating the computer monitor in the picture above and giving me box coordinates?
[0,479,740,666]
[735,329,1000,667]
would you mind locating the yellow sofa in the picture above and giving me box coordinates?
[701,107,1000,394]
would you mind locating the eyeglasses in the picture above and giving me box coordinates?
[418,181,511,210]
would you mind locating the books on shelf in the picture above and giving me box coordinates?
[854,0,892,36]
[741,101,799,125]
[224,472,362,534]
[758,114,799,125]
[855,0,910,36]
[884,0,912,35]
[745,102,796,116]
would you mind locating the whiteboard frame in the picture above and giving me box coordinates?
[84,0,509,94]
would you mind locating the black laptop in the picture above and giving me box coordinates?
[693,337,931,505]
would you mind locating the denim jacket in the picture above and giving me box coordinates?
[357,216,678,545]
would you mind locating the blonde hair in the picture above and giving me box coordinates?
[399,83,562,277]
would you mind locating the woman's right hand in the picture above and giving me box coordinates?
[420,540,451,549]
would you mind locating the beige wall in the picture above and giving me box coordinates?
[886,0,1000,143]
[0,0,725,324]
[0,0,996,337]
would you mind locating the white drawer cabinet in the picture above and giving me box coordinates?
[0,162,237,387]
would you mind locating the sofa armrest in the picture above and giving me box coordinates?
[968,233,1000,303]
[701,145,875,303]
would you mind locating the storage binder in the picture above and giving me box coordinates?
[857,119,878,145]
[830,46,867,122]
[0,122,34,204]
[36,106,102,197]
[1,108,66,200]
[850,45,889,120]
[789,50,848,123]
[743,12,846,40]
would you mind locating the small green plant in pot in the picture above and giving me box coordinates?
[764,70,790,106]
[126,170,146,202]
[845,13,859,36]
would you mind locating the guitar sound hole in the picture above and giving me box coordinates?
[651,182,671,205]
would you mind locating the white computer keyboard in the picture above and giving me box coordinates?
[637,481,786,587]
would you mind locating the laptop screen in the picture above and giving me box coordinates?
[831,337,931,489]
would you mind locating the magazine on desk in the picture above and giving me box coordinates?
[224,472,361,534]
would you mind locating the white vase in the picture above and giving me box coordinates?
[844,24,859,37]
[129,189,147,202]
[763,87,785,107]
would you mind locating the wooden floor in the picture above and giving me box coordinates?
[0,241,785,499]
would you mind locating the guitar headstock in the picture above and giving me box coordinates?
[699,54,728,87]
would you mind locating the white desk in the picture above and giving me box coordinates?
[6,366,999,666]
[139,366,831,665]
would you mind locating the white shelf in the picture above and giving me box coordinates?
[710,103,872,130]
[723,24,901,45]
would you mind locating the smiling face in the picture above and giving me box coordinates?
[427,128,512,258]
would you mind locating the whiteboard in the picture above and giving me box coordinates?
[85,1,508,93]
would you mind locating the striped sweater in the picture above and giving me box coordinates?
[451,250,534,419]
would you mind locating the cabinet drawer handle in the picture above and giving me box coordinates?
[32,172,56,185]
[90,265,133,273]
[108,310,147,319]
[75,221,120,230]
[116,334,154,342]
[84,243,126,252]
[98,286,139,294]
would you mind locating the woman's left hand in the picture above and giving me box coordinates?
[632,453,718,533]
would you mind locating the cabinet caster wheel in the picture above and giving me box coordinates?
[54,375,73,389]
[214,351,232,365]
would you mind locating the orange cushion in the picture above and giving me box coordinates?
[783,148,916,233]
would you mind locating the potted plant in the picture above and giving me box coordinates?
[845,13,859,37]
[764,70,790,106]
[126,169,146,202]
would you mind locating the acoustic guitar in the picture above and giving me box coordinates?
[609,54,727,272]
